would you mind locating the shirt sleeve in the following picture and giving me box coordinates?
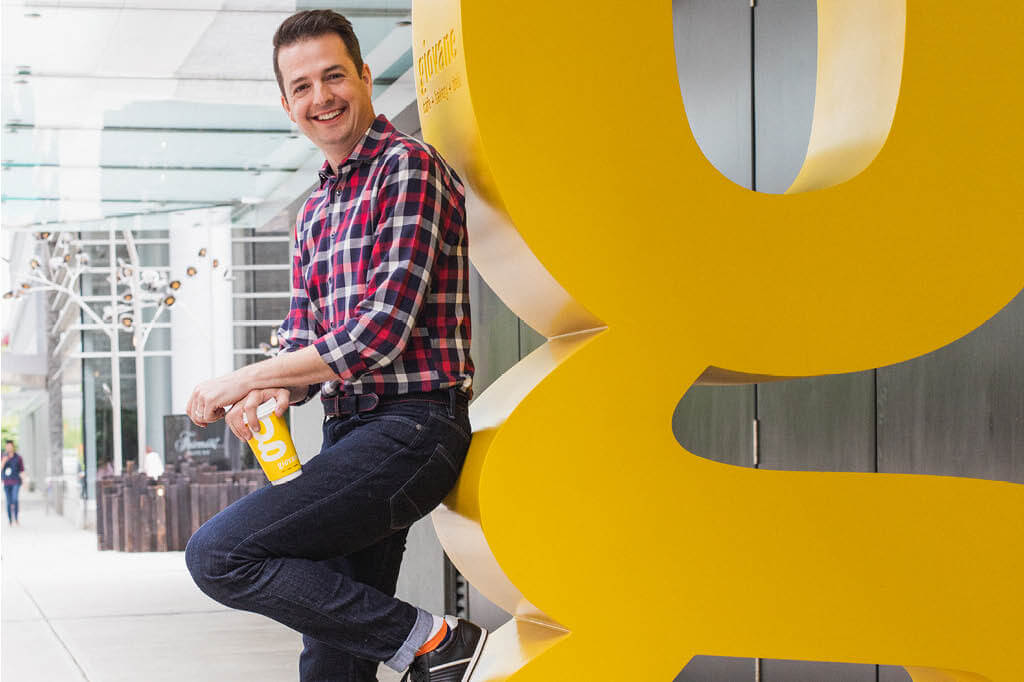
[313,149,444,382]
[276,210,323,406]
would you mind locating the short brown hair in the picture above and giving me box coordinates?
[273,10,364,97]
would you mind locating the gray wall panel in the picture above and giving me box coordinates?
[880,665,913,682]
[673,0,753,190]
[758,372,875,472]
[675,655,755,682]
[468,268,523,396]
[878,289,1024,483]
[760,659,876,682]
[753,0,816,193]
[673,385,755,467]
[518,320,545,358]
[465,267,519,628]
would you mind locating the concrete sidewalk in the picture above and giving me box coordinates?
[1,492,398,681]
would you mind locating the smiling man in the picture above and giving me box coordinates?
[184,10,485,682]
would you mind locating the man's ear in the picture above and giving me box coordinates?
[362,63,373,98]
[280,94,294,122]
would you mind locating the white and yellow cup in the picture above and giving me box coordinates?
[243,398,302,484]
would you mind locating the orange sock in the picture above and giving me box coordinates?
[415,619,449,656]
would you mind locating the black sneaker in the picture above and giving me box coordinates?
[401,618,487,682]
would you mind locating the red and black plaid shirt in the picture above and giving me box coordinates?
[277,115,473,402]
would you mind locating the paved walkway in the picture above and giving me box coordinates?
[1,492,400,681]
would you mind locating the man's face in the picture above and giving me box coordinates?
[4,443,12,454]
[278,33,375,169]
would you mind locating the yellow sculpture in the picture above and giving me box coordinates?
[411,1,1024,679]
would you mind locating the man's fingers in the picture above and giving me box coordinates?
[245,402,261,436]
[274,388,290,415]
[227,409,248,442]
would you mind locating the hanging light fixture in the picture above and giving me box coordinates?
[163,295,176,307]
[29,258,40,270]
[2,291,14,300]
[186,266,198,277]
[197,247,207,257]
[123,293,133,302]
[211,258,220,269]
[168,279,181,290]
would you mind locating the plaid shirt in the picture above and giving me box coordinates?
[277,115,473,403]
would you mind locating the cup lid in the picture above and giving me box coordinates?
[256,398,278,419]
[243,398,279,425]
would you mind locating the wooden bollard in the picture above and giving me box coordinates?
[100,486,113,551]
[111,489,123,551]
[190,483,201,537]
[201,483,219,526]
[122,485,135,552]
[218,482,229,511]
[96,480,106,550]
[167,482,180,551]
[154,486,168,552]
[139,490,151,552]
[180,482,192,549]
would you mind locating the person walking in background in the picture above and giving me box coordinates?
[3,440,25,525]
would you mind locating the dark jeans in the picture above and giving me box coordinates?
[4,483,19,522]
[185,390,471,681]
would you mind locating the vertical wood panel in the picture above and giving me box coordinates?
[155,489,168,552]
[139,491,152,553]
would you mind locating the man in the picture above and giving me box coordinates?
[184,10,485,681]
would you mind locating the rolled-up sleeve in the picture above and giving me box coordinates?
[313,149,443,382]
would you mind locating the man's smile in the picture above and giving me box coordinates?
[312,107,345,122]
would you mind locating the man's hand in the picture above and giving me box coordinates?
[187,346,336,428]
[225,388,291,441]
[186,373,253,427]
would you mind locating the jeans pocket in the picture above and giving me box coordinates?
[388,443,459,529]
[354,414,426,449]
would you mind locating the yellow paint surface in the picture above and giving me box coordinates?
[413,1,1024,679]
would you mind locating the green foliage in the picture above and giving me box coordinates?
[1,416,18,446]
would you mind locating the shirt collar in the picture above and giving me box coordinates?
[317,114,393,187]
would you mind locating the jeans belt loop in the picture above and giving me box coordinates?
[359,393,380,413]
[446,388,456,419]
